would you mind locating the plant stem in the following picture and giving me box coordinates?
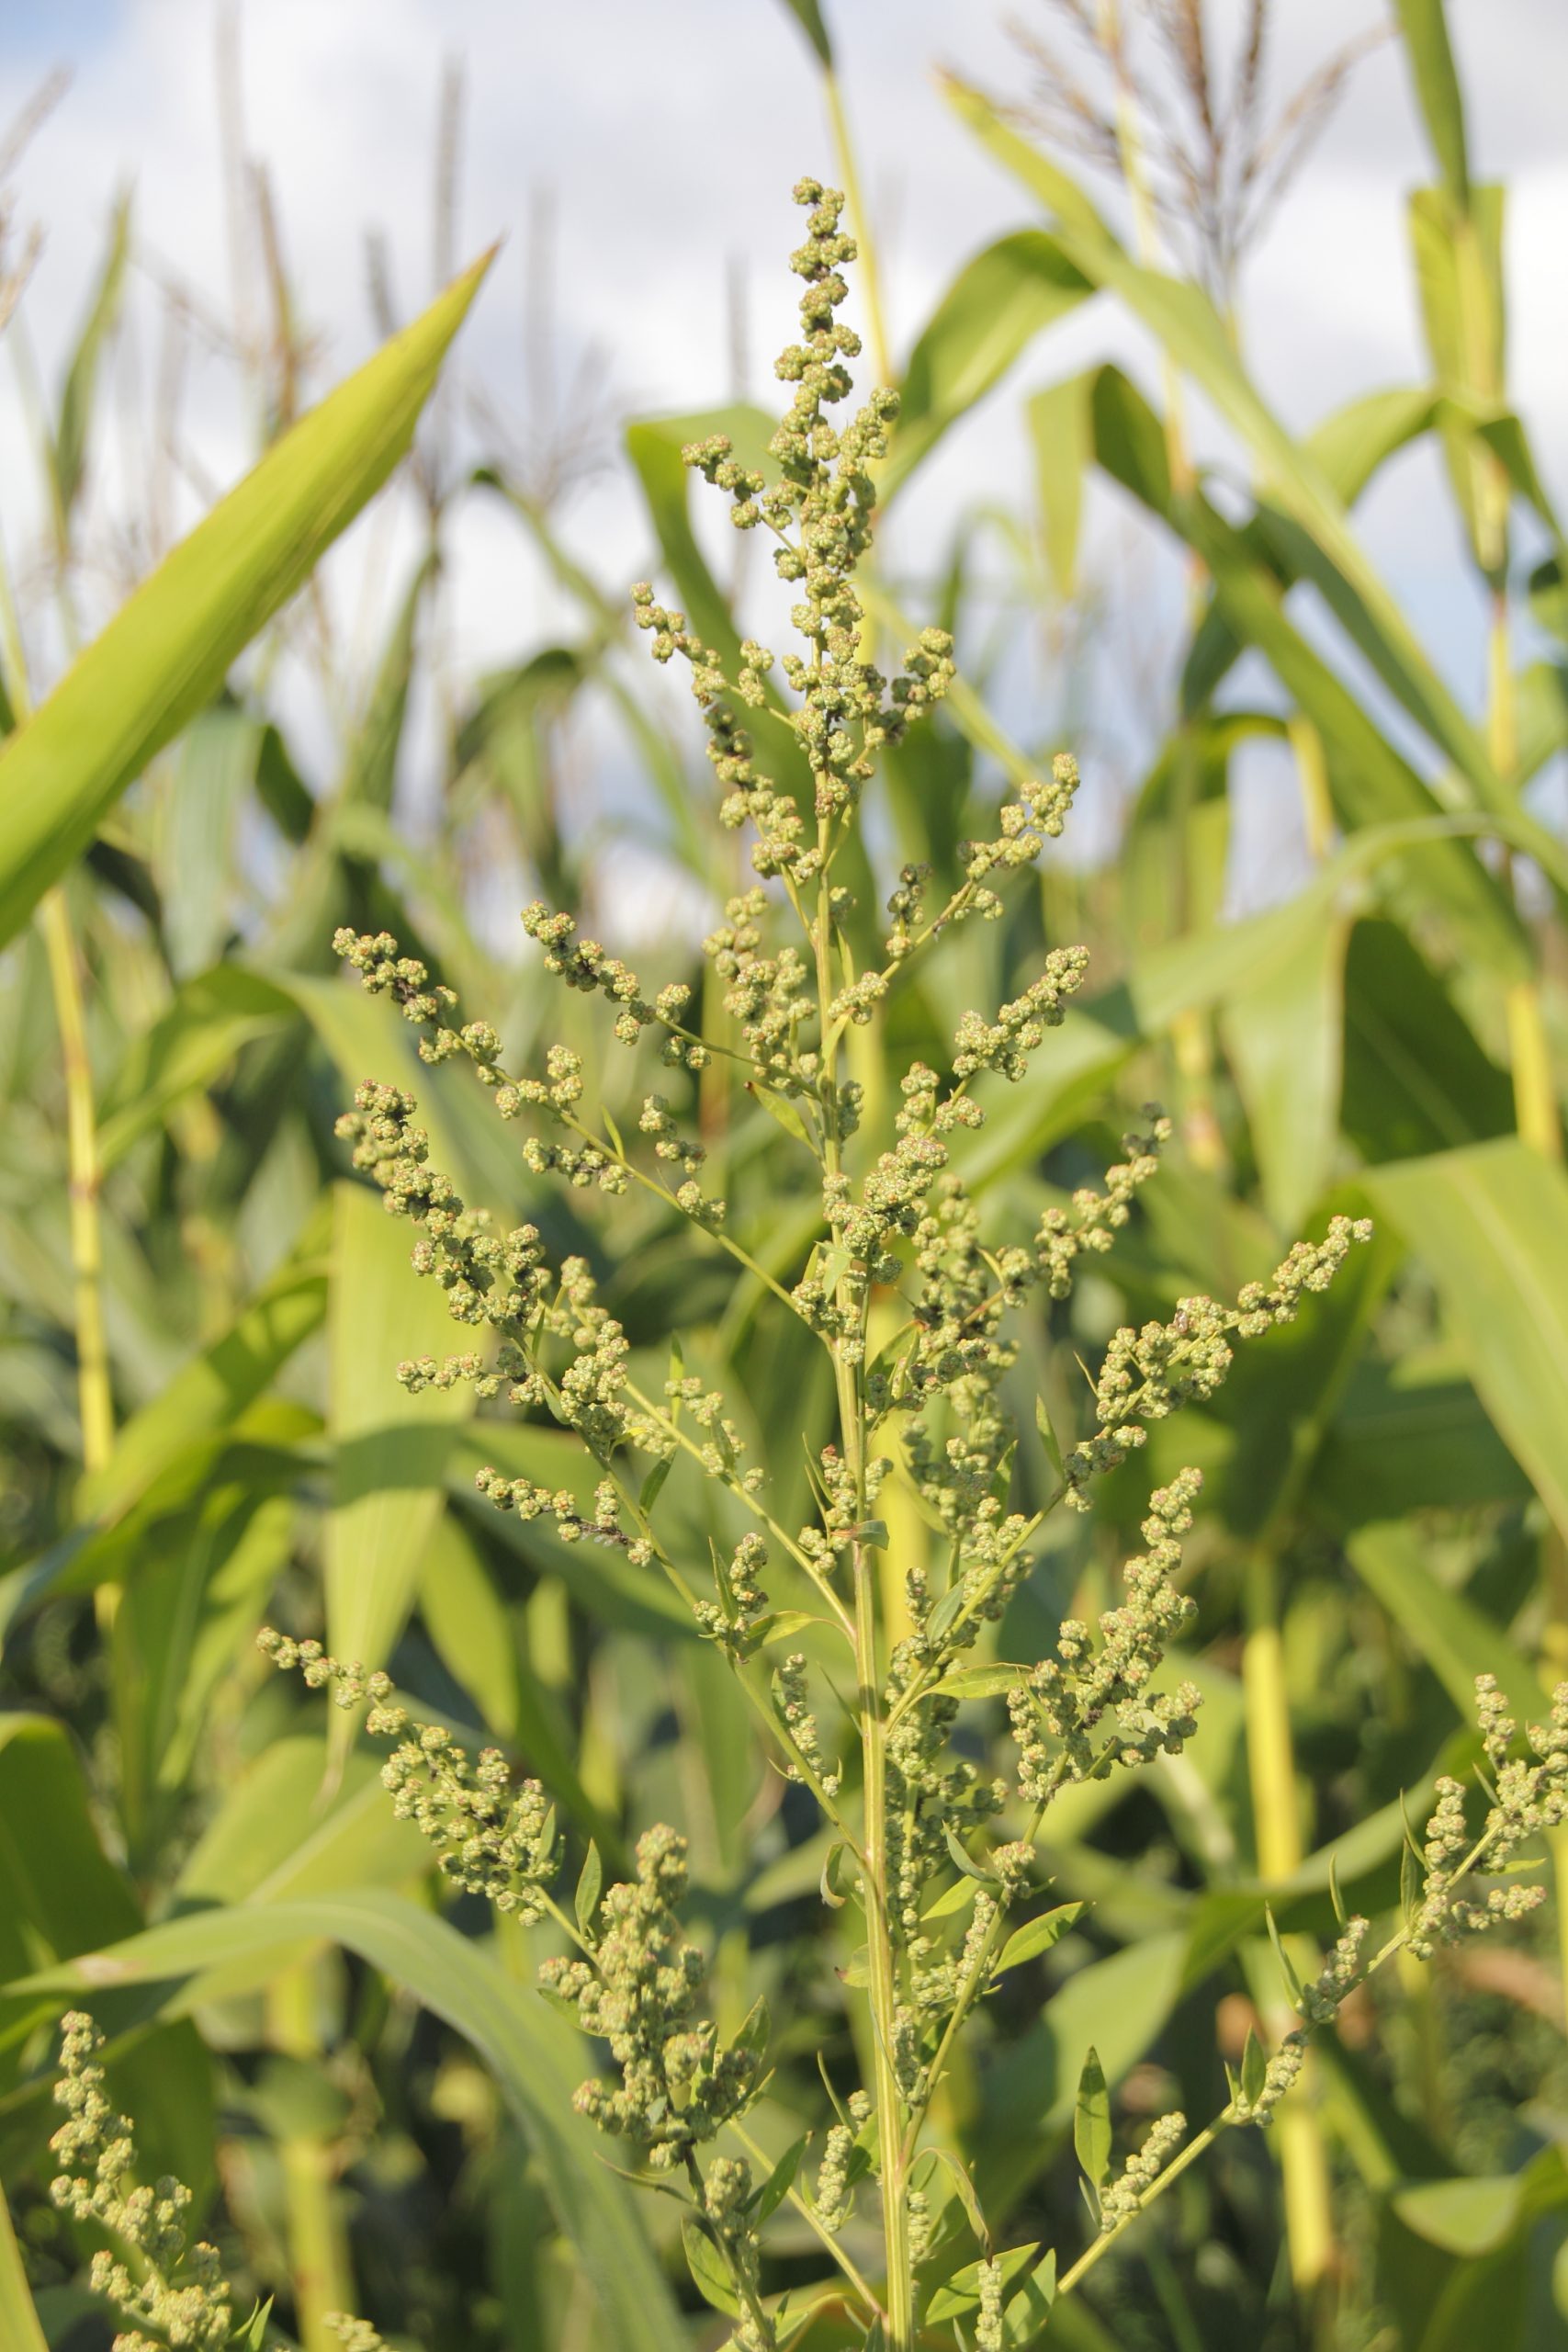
[0,522,116,1492]
[39,887,115,1481]
[1242,1553,1335,2301]
[266,1963,355,2352]
[808,820,913,2345]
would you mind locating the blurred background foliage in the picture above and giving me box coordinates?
[2,1,1568,2347]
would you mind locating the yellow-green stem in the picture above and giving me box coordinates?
[39,888,115,1481]
[808,820,912,2346]
[266,1965,355,2352]
[1243,1555,1335,2297]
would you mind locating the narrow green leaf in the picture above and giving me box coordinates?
[943,1824,999,1885]
[922,1875,981,1923]
[574,1842,604,1939]
[0,250,492,946]
[926,2242,1039,2324]
[1085,362,1529,973]
[97,965,294,1170]
[1074,2046,1112,2189]
[638,1453,674,1514]
[1240,2027,1268,2109]
[418,1512,524,1743]
[625,403,771,666]
[930,1661,1026,1702]
[234,2299,275,2352]
[996,1902,1086,1975]
[175,1736,428,1908]
[747,1082,815,1148]
[54,187,132,520]
[925,1583,967,1643]
[1347,1517,1548,1724]
[682,2218,741,2317]
[75,1217,328,1525]
[324,1182,473,1692]
[1028,372,1092,596]
[1033,1393,1066,1486]
[881,232,1090,502]
[1306,384,1437,507]
[1220,904,1349,1233]
[1003,2248,1057,2346]
[1393,0,1472,209]
[755,2134,807,2223]
[776,0,831,63]
[0,1713,139,1983]
[1401,1836,1423,1927]
[156,705,261,977]
[0,2190,48,2352]
[733,1995,771,2062]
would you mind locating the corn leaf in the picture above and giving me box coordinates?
[0,250,491,947]
[1393,0,1472,209]
[1347,1519,1548,1725]
[945,79,1507,811]
[881,232,1090,502]
[53,187,132,522]
[324,1181,474,1694]
[0,2193,48,2352]
[9,1891,691,2352]
[1364,1139,1568,1544]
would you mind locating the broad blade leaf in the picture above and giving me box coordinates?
[0,250,491,946]
[11,1890,690,2352]
[881,232,1090,501]
[1364,1139,1568,1542]
[324,1182,473,1687]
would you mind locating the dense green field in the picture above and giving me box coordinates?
[4,5,1568,2349]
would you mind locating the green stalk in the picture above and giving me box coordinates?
[38,887,115,1480]
[0,537,116,1491]
[1242,1554,1335,2305]
[266,1964,355,2352]
[807,825,913,2346]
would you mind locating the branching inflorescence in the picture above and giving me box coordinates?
[196,176,1562,2352]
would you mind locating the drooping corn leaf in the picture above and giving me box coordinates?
[0,250,491,945]
[880,232,1090,501]
[12,1891,691,2352]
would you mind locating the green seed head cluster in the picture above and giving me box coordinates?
[1097,2109,1188,2231]
[630,180,957,888]
[50,2013,231,2352]
[1404,1673,1568,1959]
[694,1531,773,1659]
[539,1826,763,2165]
[256,1632,558,1917]
[326,2322,390,2352]
[951,949,1091,1081]
[1063,1215,1374,1501]
[1012,1469,1204,1792]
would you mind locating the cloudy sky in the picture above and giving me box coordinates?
[2,0,1563,894]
